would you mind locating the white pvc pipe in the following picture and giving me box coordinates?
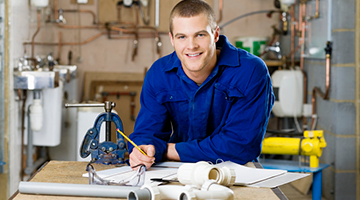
[19,182,139,198]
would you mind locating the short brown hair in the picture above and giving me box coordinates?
[169,0,217,35]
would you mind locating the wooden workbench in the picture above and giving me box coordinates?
[11,161,287,200]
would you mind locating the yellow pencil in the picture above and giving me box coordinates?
[116,128,147,156]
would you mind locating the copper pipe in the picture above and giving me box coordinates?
[216,0,223,24]
[307,0,320,20]
[311,42,332,128]
[56,24,101,29]
[57,32,62,63]
[31,9,41,59]
[300,3,306,71]
[54,0,58,20]
[117,4,122,23]
[290,5,295,67]
[62,9,97,24]
[23,31,157,47]
[110,26,136,34]
[134,5,140,25]
[138,25,162,57]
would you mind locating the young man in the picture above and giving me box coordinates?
[128,0,274,169]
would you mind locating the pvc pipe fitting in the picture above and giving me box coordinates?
[129,184,186,200]
[177,161,236,187]
[180,180,234,200]
[129,182,234,200]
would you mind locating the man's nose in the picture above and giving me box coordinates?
[187,38,199,49]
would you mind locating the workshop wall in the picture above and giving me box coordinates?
[280,0,359,199]
[6,0,280,197]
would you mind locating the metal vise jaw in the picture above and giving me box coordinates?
[65,101,127,165]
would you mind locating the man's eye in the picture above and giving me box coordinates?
[198,34,205,37]
[177,36,185,39]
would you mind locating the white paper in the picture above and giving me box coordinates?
[82,161,307,188]
[247,172,310,188]
[215,161,287,185]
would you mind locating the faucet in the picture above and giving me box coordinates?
[266,42,282,60]
[57,9,67,24]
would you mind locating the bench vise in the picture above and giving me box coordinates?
[65,101,127,165]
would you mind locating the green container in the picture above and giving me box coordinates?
[235,37,267,57]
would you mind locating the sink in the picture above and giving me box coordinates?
[14,71,60,90]
[13,65,77,90]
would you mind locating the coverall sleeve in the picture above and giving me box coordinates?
[128,71,172,162]
[176,63,275,164]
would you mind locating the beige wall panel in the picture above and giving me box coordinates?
[98,0,211,31]
[98,0,155,26]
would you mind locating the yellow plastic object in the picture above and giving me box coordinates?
[261,130,327,168]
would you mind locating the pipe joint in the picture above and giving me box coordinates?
[177,161,236,187]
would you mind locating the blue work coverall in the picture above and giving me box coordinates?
[128,35,274,165]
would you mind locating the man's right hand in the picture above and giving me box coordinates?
[129,144,156,170]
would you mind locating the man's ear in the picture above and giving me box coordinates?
[169,32,174,47]
[214,26,220,43]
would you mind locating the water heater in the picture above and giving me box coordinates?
[271,69,303,117]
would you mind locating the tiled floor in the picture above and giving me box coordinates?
[280,183,327,200]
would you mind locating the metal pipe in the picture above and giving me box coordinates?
[290,5,295,67]
[311,41,332,128]
[25,105,33,176]
[57,32,62,63]
[31,9,41,59]
[20,90,28,180]
[62,9,97,24]
[306,0,320,20]
[216,0,223,24]
[19,182,140,198]
[54,0,58,20]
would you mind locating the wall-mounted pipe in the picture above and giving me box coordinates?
[216,0,223,24]
[31,9,41,59]
[305,0,319,20]
[311,41,332,128]
[62,9,97,24]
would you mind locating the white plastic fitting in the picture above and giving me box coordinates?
[177,161,236,187]
[30,99,43,131]
[31,0,49,7]
[129,184,185,200]
[129,181,234,200]
[180,180,234,200]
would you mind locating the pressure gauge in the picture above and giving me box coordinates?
[124,0,133,7]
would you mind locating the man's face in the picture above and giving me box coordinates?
[169,13,219,80]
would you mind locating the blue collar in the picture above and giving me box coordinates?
[163,35,240,72]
